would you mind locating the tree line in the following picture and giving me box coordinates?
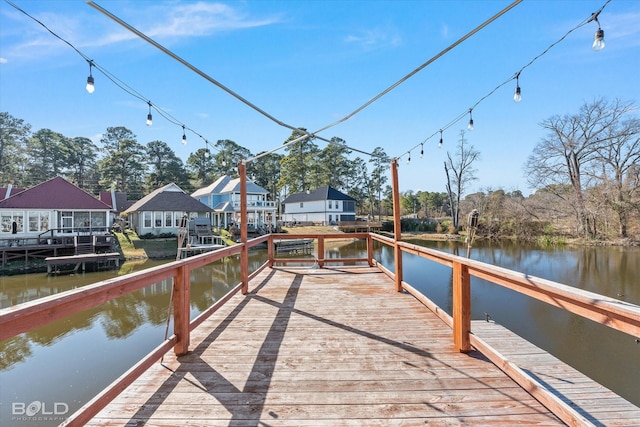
[1,97,638,241]
[0,115,391,217]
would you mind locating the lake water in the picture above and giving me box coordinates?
[1,240,638,426]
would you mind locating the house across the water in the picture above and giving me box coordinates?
[0,176,113,245]
[280,186,356,225]
[192,175,276,232]
[122,183,211,237]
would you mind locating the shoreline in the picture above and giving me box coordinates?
[2,229,636,276]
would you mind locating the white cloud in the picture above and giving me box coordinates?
[0,57,7,63]
[605,11,640,47]
[144,2,282,38]
[440,24,449,39]
[2,2,282,60]
[345,27,401,51]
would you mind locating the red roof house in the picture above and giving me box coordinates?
[0,176,112,238]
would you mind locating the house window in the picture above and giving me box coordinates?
[28,212,50,232]
[75,212,91,230]
[165,212,173,228]
[328,201,332,209]
[300,202,304,208]
[344,201,355,212]
[175,212,184,226]
[1,211,24,234]
[61,211,73,232]
[91,212,106,228]
[144,212,152,228]
[155,212,163,227]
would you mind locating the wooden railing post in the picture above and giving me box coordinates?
[317,236,325,268]
[391,159,403,292]
[173,264,191,356]
[366,233,373,266]
[452,261,471,352]
[239,161,249,294]
[268,234,274,268]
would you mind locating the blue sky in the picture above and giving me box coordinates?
[1,0,638,195]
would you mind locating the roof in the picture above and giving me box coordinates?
[99,191,136,212]
[123,183,211,214]
[211,201,234,212]
[192,175,268,198]
[0,186,26,199]
[282,186,355,204]
[191,175,231,198]
[0,176,112,210]
[220,177,267,194]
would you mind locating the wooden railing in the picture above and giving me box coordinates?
[369,234,640,349]
[0,234,269,426]
[1,231,639,426]
[268,232,373,268]
[370,233,640,427]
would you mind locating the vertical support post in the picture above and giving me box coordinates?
[268,234,274,268]
[452,261,471,352]
[239,161,249,295]
[173,264,191,356]
[317,235,325,268]
[391,159,403,292]
[366,233,373,266]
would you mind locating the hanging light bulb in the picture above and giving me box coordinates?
[407,152,411,164]
[85,60,95,94]
[513,72,522,103]
[146,101,153,126]
[590,12,605,51]
[438,130,443,148]
[420,143,424,158]
[593,28,605,51]
[181,126,187,145]
[468,109,474,131]
[204,149,210,158]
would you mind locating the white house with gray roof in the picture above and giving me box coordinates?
[122,183,210,236]
[191,175,276,230]
[281,186,356,225]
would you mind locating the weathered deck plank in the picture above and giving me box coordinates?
[89,266,562,426]
[472,321,640,426]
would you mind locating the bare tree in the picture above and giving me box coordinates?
[444,130,479,231]
[593,111,640,238]
[525,98,634,238]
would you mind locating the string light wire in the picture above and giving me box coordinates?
[87,0,522,163]
[395,0,612,162]
[7,0,612,167]
[4,0,218,151]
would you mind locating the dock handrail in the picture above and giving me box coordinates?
[369,233,640,345]
[1,231,639,426]
[268,232,373,268]
[0,236,268,343]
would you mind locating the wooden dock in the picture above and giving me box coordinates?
[338,221,382,233]
[45,252,120,274]
[471,321,640,425]
[273,238,314,254]
[88,266,566,426]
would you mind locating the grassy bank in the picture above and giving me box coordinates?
[114,231,179,260]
